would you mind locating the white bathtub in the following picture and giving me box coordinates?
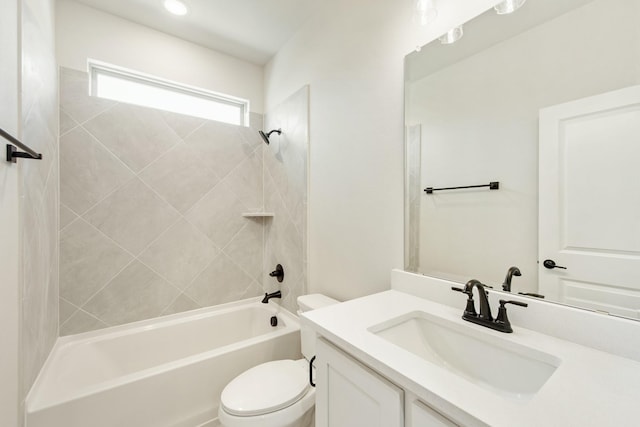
[26,298,301,427]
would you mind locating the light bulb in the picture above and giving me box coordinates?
[439,25,463,45]
[413,0,438,26]
[494,0,526,15]
[164,0,188,16]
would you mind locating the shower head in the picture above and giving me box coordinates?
[258,128,282,145]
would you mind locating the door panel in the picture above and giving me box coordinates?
[539,86,640,315]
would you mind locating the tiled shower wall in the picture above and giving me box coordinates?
[21,0,59,395]
[263,87,309,313]
[58,67,269,335]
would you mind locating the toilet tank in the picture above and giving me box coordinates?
[297,294,339,360]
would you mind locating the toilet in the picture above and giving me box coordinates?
[218,294,338,427]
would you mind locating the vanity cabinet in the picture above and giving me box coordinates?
[316,338,460,427]
[406,399,459,427]
[315,338,403,427]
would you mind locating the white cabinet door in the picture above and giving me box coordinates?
[407,399,458,427]
[539,85,640,318]
[315,338,403,427]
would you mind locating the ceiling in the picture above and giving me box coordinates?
[73,0,315,65]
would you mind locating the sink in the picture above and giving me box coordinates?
[369,311,560,400]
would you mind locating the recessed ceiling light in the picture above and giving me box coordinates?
[164,0,189,16]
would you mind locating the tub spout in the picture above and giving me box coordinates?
[262,290,282,303]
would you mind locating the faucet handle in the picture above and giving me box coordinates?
[451,287,477,317]
[495,299,528,333]
[501,300,528,308]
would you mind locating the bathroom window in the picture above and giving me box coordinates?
[89,61,249,126]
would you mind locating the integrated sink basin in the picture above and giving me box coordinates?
[369,311,561,400]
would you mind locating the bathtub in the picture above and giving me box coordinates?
[25,298,301,427]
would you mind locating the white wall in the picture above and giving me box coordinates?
[0,0,21,423]
[264,0,501,300]
[56,0,265,114]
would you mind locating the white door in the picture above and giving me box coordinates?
[539,85,640,318]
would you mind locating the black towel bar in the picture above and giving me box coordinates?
[1,127,43,163]
[424,181,499,194]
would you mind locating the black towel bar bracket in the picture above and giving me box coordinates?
[424,181,499,194]
[1,127,43,163]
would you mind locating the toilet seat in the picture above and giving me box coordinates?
[220,360,309,417]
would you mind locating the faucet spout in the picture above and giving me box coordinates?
[261,290,282,304]
[502,266,522,292]
[470,281,493,321]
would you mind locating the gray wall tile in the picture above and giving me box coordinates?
[60,126,134,214]
[60,310,109,336]
[185,180,248,248]
[20,0,59,397]
[59,219,133,306]
[138,219,220,289]
[139,143,220,213]
[83,103,181,172]
[60,68,116,124]
[83,178,179,255]
[161,294,200,316]
[59,69,307,335]
[263,86,309,313]
[185,253,256,307]
[83,261,180,326]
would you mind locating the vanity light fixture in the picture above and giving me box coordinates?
[439,25,463,45]
[494,0,527,15]
[163,0,189,16]
[413,0,438,26]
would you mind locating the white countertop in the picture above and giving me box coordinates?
[302,290,640,427]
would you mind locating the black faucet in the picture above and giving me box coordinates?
[452,279,528,333]
[261,290,282,303]
[502,266,522,292]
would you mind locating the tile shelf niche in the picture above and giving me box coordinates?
[241,212,275,218]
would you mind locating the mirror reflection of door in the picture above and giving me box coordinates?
[539,86,640,318]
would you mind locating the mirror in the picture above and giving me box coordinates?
[404,0,640,319]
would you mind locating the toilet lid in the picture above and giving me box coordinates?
[221,360,309,417]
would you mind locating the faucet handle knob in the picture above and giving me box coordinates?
[500,299,528,308]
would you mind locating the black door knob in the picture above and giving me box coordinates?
[543,259,567,270]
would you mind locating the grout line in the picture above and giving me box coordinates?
[65,99,119,132]
[66,216,180,307]
[59,304,109,334]
[173,117,208,141]
[159,292,185,316]
[59,203,80,233]
[59,109,81,138]
[80,122,146,178]
[218,147,263,211]
[218,223,264,283]
[179,253,219,295]
[77,252,138,313]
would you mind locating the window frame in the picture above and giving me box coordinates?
[88,60,250,126]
